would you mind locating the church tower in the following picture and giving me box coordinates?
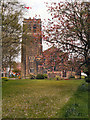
[21,18,42,78]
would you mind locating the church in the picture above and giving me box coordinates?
[21,18,79,79]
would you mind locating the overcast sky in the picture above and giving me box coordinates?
[19,0,61,52]
[20,0,60,20]
[19,0,89,20]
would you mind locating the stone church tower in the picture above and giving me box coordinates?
[21,18,42,78]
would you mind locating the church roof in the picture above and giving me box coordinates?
[43,46,62,55]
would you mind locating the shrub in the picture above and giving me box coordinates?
[29,74,36,79]
[69,76,75,79]
[43,74,48,79]
[2,77,8,81]
[85,78,90,83]
[36,74,44,79]
[55,75,60,80]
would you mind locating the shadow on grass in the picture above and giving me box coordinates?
[56,82,89,118]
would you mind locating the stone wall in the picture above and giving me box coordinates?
[21,18,42,78]
[47,71,76,79]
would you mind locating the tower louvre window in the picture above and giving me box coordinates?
[33,24,37,33]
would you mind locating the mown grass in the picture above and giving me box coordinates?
[2,79,88,118]
[56,81,88,118]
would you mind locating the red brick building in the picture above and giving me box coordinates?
[21,18,79,79]
[43,46,76,79]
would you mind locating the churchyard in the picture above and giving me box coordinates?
[2,79,88,118]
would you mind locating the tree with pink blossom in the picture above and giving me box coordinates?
[43,1,90,77]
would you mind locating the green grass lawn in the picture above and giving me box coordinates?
[2,79,88,118]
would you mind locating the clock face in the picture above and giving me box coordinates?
[29,56,35,62]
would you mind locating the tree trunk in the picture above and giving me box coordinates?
[87,62,90,78]
[84,54,90,78]
[9,64,12,77]
[85,57,90,79]
[9,57,12,77]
